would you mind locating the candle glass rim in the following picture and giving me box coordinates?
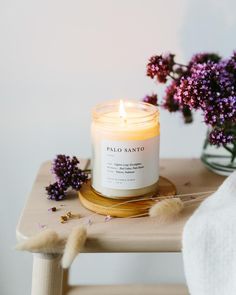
[92,99,159,125]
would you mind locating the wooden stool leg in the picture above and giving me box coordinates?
[31,253,63,295]
[62,268,69,294]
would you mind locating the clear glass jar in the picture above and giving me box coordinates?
[201,130,236,176]
[91,100,160,199]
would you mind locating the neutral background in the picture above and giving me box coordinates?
[1,0,236,294]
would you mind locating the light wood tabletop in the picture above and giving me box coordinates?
[16,158,225,253]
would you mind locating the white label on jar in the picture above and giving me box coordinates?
[101,136,159,189]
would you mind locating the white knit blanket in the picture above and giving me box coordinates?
[183,171,236,295]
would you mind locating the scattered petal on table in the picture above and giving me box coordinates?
[105,215,113,222]
[38,223,47,229]
[184,181,191,186]
[85,218,93,226]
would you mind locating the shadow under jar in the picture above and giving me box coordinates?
[91,100,160,199]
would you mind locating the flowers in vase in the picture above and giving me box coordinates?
[144,52,236,151]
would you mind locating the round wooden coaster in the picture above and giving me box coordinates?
[78,177,176,218]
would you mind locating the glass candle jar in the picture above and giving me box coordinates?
[91,100,160,199]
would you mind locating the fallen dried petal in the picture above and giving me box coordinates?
[105,215,112,222]
[38,223,47,229]
[86,218,93,226]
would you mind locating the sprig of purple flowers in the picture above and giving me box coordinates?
[46,155,88,201]
[144,51,236,160]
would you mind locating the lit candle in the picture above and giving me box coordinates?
[91,100,160,199]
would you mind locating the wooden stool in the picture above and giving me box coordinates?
[16,159,225,295]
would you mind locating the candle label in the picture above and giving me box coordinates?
[101,136,159,189]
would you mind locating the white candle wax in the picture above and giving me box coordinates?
[91,100,160,199]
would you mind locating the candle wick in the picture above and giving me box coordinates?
[120,116,127,124]
[119,100,127,122]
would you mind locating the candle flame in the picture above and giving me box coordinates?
[119,100,127,119]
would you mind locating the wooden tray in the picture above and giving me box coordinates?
[78,177,176,217]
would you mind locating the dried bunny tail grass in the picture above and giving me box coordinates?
[15,229,62,253]
[149,198,184,221]
[61,225,87,269]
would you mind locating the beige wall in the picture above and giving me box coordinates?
[1,0,236,293]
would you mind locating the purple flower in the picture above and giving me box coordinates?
[204,96,236,126]
[209,129,234,146]
[163,80,193,123]
[143,94,158,106]
[224,51,236,75]
[46,155,88,201]
[46,182,65,201]
[147,53,175,83]
[189,53,221,67]
[52,155,79,187]
[70,171,88,190]
[52,154,88,190]
[175,61,219,109]
[163,80,180,112]
[145,50,236,147]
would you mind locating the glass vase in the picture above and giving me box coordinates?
[201,131,236,176]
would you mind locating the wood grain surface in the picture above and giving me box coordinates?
[16,159,225,253]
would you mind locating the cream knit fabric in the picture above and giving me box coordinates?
[183,171,236,295]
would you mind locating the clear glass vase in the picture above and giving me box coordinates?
[201,132,236,176]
